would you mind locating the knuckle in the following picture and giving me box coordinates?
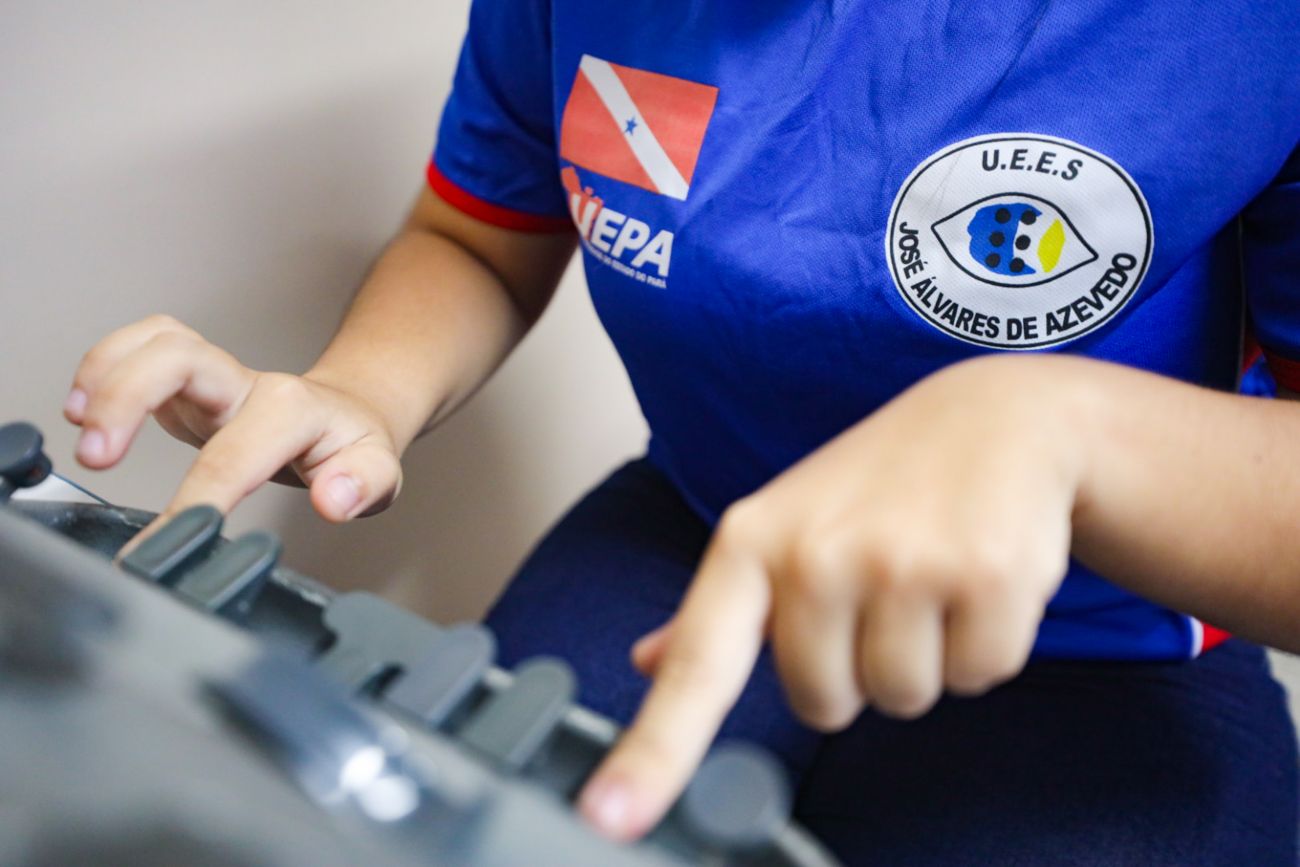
[961,540,1017,593]
[76,343,113,382]
[254,372,310,406]
[860,540,918,595]
[143,328,199,356]
[877,685,940,720]
[142,313,189,334]
[994,624,1036,674]
[947,643,1027,696]
[783,535,846,603]
[714,497,767,553]
[944,662,999,696]
[790,692,860,732]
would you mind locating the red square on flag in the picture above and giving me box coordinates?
[559,55,719,201]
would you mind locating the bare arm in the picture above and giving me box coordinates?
[307,186,577,451]
[1068,359,1300,650]
[68,185,575,526]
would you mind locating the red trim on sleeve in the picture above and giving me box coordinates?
[1241,333,1263,374]
[426,162,573,233]
[1263,350,1300,393]
[1201,624,1231,653]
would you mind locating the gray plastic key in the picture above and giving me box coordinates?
[119,504,223,585]
[679,743,791,852]
[385,623,496,727]
[458,657,575,772]
[0,421,51,503]
[317,592,448,691]
[173,531,280,621]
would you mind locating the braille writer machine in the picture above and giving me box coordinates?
[0,420,840,867]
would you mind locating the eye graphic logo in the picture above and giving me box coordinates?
[931,194,1097,287]
[886,134,1153,349]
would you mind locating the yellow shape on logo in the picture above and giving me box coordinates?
[1037,219,1066,273]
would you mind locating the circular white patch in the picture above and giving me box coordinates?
[886,133,1152,349]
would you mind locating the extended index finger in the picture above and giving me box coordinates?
[121,378,325,555]
[578,538,772,840]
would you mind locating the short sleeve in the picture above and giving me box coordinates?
[1243,143,1300,391]
[429,0,572,232]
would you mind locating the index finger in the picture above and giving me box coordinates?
[120,380,325,556]
[578,541,772,841]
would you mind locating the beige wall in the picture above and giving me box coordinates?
[1,1,647,622]
[4,2,1297,716]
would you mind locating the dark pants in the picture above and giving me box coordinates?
[485,459,1299,866]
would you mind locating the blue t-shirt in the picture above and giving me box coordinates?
[430,0,1300,661]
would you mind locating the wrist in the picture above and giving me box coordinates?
[975,354,1111,537]
[302,361,439,455]
[938,353,1100,508]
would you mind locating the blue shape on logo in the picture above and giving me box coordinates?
[967,202,1039,276]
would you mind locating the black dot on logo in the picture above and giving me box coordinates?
[1020,211,1037,225]
[1015,235,1030,250]
[995,208,1011,224]
[1010,258,1025,273]
[989,231,1005,246]
[985,252,1001,268]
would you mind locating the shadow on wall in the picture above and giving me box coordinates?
[5,54,646,625]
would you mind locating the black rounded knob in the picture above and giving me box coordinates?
[679,743,791,852]
[0,422,52,490]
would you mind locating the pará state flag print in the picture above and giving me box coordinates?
[559,55,719,201]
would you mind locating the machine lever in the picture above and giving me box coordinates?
[173,531,280,621]
[458,657,575,772]
[0,421,51,503]
[119,504,223,584]
[317,592,450,692]
[385,623,496,727]
[679,743,792,853]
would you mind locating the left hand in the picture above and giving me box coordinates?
[578,355,1090,840]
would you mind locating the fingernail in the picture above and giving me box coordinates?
[326,475,361,516]
[77,429,107,463]
[580,777,632,838]
[64,388,87,418]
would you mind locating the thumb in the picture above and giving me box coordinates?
[307,440,402,522]
[631,620,674,676]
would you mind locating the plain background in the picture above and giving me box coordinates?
[4,2,1297,716]
[2,1,648,621]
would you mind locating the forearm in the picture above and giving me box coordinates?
[307,228,527,452]
[1041,356,1300,651]
[305,189,575,454]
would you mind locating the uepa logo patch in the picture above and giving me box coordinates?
[886,134,1152,349]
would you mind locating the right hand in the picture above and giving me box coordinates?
[64,315,404,542]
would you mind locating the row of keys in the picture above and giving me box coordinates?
[116,504,806,860]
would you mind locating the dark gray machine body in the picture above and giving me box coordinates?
[0,420,840,867]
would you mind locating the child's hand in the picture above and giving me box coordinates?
[579,355,1088,840]
[65,315,404,543]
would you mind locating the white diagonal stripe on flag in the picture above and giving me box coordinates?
[579,55,691,201]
